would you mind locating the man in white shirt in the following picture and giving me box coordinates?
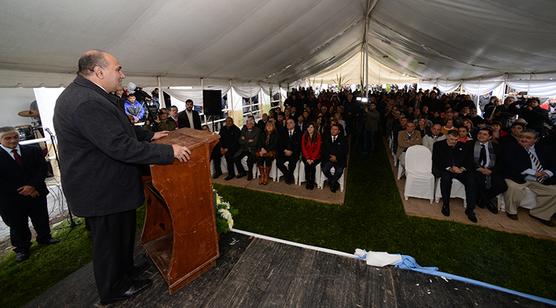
[177,99,202,129]
[502,129,556,226]
[422,123,446,153]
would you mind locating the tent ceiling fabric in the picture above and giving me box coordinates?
[366,0,556,80]
[305,52,417,85]
[1,0,555,86]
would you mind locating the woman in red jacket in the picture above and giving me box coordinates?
[301,122,322,190]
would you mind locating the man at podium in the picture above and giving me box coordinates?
[54,49,191,305]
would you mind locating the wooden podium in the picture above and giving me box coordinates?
[141,128,220,294]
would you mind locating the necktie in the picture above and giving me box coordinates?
[289,131,292,137]
[479,144,487,167]
[332,136,336,142]
[12,149,23,167]
[528,150,545,183]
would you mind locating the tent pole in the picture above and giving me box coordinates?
[157,76,163,107]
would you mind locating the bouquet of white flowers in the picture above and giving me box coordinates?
[214,189,238,234]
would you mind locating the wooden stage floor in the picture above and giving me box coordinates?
[27,232,546,307]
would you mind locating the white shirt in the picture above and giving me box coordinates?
[0,144,21,160]
[186,110,194,128]
[521,145,554,181]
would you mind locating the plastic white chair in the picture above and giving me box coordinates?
[319,166,345,192]
[298,160,322,186]
[404,145,435,203]
[435,178,467,207]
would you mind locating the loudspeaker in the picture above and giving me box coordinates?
[203,90,222,116]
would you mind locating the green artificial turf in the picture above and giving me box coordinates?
[214,142,556,300]
[0,218,92,307]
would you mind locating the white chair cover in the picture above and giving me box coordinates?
[404,145,435,203]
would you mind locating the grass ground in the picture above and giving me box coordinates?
[0,141,554,307]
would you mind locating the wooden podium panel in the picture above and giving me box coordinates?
[141,128,220,294]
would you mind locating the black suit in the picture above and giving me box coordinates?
[469,141,508,207]
[0,145,52,253]
[215,124,241,176]
[276,127,301,181]
[502,142,556,185]
[177,110,202,130]
[321,134,348,186]
[54,75,174,302]
[432,140,477,211]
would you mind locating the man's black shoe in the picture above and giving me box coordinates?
[441,205,450,217]
[247,172,253,181]
[224,175,235,181]
[100,279,152,305]
[466,212,478,223]
[330,182,337,193]
[529,214,555,227]
[38,238,60,245]
[212,172,222,179]
[15,251,29,262]
[236,172,246,179]
[486,202,499,214]
[506,212,518,220]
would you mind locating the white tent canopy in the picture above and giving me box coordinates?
[1,0,556,88]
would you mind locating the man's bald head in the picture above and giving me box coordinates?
[77,49,125,93]
[78,49,109,76]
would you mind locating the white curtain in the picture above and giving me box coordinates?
[232,84,261,98]
[462,77,504,95]
[506,80,556,97]
[418,80,436,91]
[436,80,461,93]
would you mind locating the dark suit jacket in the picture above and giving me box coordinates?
[502,142,556,185]
[432,140,473,177]
[321,134,348,167]
[219,124,241,154]
[0,145,48,210]
[53,75,174,217]
[177,110,202,130]
[277,127,301,159]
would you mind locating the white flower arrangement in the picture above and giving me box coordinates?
[214,190,237,234]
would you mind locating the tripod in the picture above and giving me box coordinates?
[45,128,78,228]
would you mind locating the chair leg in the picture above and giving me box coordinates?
[258,166,264,185]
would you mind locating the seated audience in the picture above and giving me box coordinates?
[432,130,478,222]
[153,108,176,132]
[441,119,455,135]
[396,122,422,166]
[219,117,241,180]
[276,119,301,184]
[255,122,278,185]
[502,129,556,226]
[322,124,348,193]
[457,125,472,143]
[422,123,446,152]
[235,118,260,180]
[301,123,322,190]
[469,127,507,213]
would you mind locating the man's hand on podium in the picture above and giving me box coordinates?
[172,144,192,162]
[152,131,169,141]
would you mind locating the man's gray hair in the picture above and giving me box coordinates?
[0,126,17,139]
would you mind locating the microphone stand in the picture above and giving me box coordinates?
[45,128,78,228]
